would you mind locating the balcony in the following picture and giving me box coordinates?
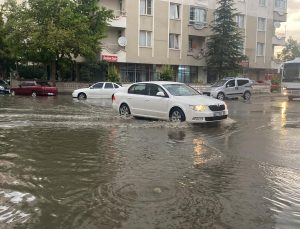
[108,10,127,28]
[273,10,287,22]
[272,35,285,46]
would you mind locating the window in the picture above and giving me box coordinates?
[237,79,250,86]
[257,17,266,31]
[236,14,245,28]
[226,80,235,88]
[256,42,265,56]
[275,0,286,9]
[128,84,146,95]
[169,34,180,49]
[92,83,103,89]
[170,3,180,19]
[139,31,152,47]
[147,84,165,96]
[104,83,113,89]
[113,84,120,88]
[189,7,207,25]
[140,0,152,15]
[259,0,266,6]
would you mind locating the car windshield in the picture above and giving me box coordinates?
[163,84,200,96]
[211,79,228,87]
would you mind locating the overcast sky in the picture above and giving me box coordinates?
[285,0,300,41]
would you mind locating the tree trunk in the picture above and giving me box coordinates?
[50,61,56,84]
[75,62,80,82]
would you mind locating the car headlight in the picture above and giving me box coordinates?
[190,105,208,112]
[0,86,3,90]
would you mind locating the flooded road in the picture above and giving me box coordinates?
[0,95,299,229]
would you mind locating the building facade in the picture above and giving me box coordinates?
[100,0,287,83]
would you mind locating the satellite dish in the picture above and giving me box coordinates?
[118,37,127,47]
[274,22,281,28]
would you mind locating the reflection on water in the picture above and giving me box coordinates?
[0,95,299,228]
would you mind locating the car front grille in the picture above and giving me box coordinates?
[205,115,227,121]
[209,105,225,111]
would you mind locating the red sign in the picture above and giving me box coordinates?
[102,55,118,62]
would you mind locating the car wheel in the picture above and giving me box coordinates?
[119,103,131,116]
[217,92,225,101]
[288,96,293,101]
[78,93,87,100]
[169,108,186,122]
[32,91,37,97]
[243,91,251,100]
[10,90,15,96]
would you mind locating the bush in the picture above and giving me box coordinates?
[159,65,174,81]
[107,64,120,82]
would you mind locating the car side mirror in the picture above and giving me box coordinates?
[156,91,165,97]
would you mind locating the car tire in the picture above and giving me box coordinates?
[10,90,15,96]
[288,96,293,101]
[217,92,225,101]
[169,107,186,122]
[243,91,251,100]
[32,91,37,97]
[78,93,87,100]
[119,103,131,116]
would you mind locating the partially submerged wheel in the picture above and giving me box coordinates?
[119,103,131,116]
[31,91,37,97]
[288,96,293,101]
[78,93,87,100]
[169,108,186,122]
[217,92,225,101]
[243,91,251,100]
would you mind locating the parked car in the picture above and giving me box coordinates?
[72,82,122,100]
[112,81,228,123]
[0,79,10,95]
[10,81,58,96]
[203,77,253,100]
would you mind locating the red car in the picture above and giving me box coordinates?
[10,81,58,96]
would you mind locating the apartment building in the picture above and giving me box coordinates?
[100,0,287,83]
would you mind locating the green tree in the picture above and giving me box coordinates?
[107,64,120,82]
[1,0,113,82]
[280,37,300,61]
[206,0,247,80]
[0,10,15,79]
[159,65,174,81]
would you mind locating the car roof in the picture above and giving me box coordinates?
[132,81,183,85]
[223,77,250,80]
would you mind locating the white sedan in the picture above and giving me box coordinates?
[72,82,122,99]
[112,81,228,123]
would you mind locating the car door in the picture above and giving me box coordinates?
[237,79,250,96]
[102,83,115,98]
[88,82,104,98]
[224,79,238,98]
[144,84,170,119]
[127,83,148,116]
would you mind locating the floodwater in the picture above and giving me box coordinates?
[0,94,299,229]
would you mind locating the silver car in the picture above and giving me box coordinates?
[203,77,253,101]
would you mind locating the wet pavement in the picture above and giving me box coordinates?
[0,94,299,229]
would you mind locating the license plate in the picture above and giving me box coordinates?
[214,111,224,116]
[48,93,54,95]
